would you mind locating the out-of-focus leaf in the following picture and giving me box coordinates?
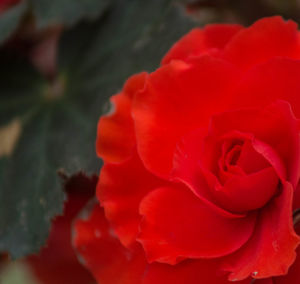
[0,0,112,46]
[0,0,195,258]
[0,52,101,258]
[0,56,63,258]
[0,111,62,258]
[0,261,39,284]
[30,0,112,28]
[58,0,195,133]
[0,1,26,43]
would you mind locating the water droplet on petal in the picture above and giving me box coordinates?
[252,271,258,277]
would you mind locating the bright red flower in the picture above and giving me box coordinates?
[79,16,300,282]
[27,174,97,284]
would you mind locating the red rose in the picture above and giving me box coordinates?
[78,16,300,282]
[27,174,97,284]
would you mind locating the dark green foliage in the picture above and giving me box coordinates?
[0,0,195,258]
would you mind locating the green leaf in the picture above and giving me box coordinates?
[30,0,112,28]
[0,51,103,258]
[0,114,62,257]
[58,0,195,124]
[0,1,27,43]
[0,56,64,258]
[0,0,195,258]
[0,0,111,46]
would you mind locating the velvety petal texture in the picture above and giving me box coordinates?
[143,260,251,284]
[96,73,147,163]
[138,185,256,264]
[133,56,240,178]
[74,204,147,284]
[97,151,164,247]
[273,222,300,284]
[74,203,252,284]
[224,17,299,69]
[231,58,300,117]
[161,24,242,65]
[90,16,300,284]
[223,182,299,280]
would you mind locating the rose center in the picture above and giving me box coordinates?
[217,139,245,185]
[211,136,280,213]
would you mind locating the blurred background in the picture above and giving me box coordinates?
[1,0,300,283]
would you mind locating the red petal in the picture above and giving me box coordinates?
[232,58,300,115]
[74,204,252,284]
[222,182,300,281]
[96,72,147,163]
[224,16,298,69]
[172,128,247,218]
[74,204,146,284]
[133,56,239,178]
[143,259,251,284]
[162,24,242,65]
[138,185,256,264]
[273,223,300,284]
[161,29,205,65]
[204,24,243,49]
[237,140,270,174]
[216,167,278,213]
[97,151,164,247]
[211,101,300,187]
[231,59,300,186]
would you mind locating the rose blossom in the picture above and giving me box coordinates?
[75,16,300,283]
